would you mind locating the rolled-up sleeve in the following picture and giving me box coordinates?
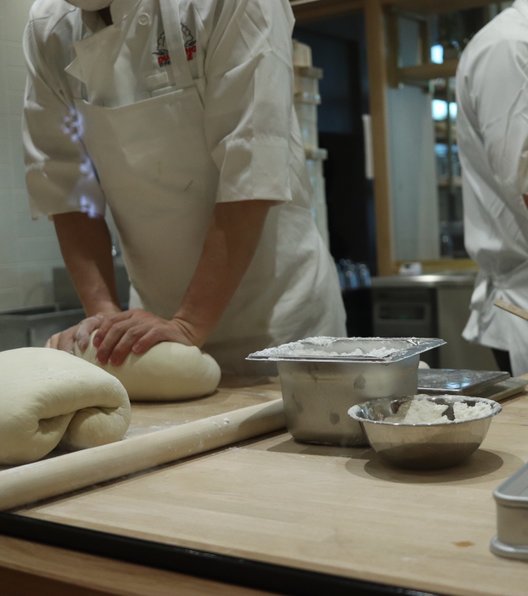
[22,18,106,219]
[470,39,528,199]
[203,0,295,203]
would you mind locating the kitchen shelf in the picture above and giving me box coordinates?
[438,177,462,188]
[398,59,458,84]
[290,0,362,22]
[289,0,501,275]
[383,0,503,15]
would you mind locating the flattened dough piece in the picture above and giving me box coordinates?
[0,347,131,465]
[75,337,221,401]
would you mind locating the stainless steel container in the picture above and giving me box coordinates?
[491,463,528,560]
[247,337,445,447]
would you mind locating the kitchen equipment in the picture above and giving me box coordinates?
[418,368,526,402]
[247,337,445,446]
[417,368,510,394]
[475,377,528,401]
[491,462,528,561]
[494,298,528,321]
[371,287,438,366]
[371,273,498,370]
[348,394,501,469]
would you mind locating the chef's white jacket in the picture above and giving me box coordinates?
[456,0,528,375]
[22,0,347,376]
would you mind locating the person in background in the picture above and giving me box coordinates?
[455,0,528,376]
[22,0,346,378]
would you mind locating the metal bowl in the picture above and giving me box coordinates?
[348,395,502,469]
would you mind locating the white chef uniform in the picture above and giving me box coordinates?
[456,0,528,375]
[22,0,346,375]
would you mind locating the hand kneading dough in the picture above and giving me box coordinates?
[75,337,221,401]
[0,347,131,465]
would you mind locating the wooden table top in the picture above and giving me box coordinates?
[3,382,528,595]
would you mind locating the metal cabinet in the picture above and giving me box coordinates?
[371,273,498,370]
[0,306,84,350]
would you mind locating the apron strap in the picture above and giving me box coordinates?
[159,0,195,89]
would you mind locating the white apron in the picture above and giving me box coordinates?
[66,0,346,375]
[464,264,528,375]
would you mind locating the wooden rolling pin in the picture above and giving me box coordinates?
[494,299,528,321]
[0,399,285,511]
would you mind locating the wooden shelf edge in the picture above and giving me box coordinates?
[290,0,363,22]
[382,0,502,15]
[398,59,458,84]
[394,259,476,273]
[294,65,324,79]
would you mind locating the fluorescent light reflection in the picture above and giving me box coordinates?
[80,194,99,218]
[61,107,85,143]
[61,108,100,218]
[432,99,457,121]
[431,44,443,64]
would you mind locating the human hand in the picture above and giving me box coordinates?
[45,314,106,354]
[91,309,200,366]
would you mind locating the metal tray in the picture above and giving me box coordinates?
[247,337,446,364]
[491,463,528,560]
[417,369,510,395]
[474,378,527,402]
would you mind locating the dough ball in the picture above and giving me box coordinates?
[75,336,221,401]
[0,347,131,465]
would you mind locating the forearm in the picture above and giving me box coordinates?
[53,212,121,316]
[173,200,276,345]
[68,200,275,365]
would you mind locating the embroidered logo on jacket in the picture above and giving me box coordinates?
[154,31,171,67]
[181,24,197,61]
[153,25,196,67]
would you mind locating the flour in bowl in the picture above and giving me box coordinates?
[385,398,448,424]
[384,396,494,424]
[452,401,494,420]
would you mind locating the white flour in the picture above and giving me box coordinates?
[251,337,399,359]
[384,396,494,424]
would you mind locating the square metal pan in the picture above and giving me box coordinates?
[247,337,446,364]
[491,463,528,560]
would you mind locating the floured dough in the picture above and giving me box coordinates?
[0,347,131,465]
[75,336,221,401]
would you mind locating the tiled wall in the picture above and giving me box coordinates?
[0,1,64,312]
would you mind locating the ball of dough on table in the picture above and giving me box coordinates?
[74,336,221,401]
[0,347,131,465]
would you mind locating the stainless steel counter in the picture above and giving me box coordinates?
[370,271,497,370]
[371,272,477,288]
[0,265,130,352]
[0,305,84,350]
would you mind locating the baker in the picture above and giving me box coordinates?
[456,1,528,376]
[22,0,347,378]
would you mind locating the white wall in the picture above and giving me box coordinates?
[388,85,440,261]
[387,18,440,262]
[0,0,64,312]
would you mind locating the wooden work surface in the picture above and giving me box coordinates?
[4,383,528,595]
[0,380,285,512]
[126,380,281,436]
